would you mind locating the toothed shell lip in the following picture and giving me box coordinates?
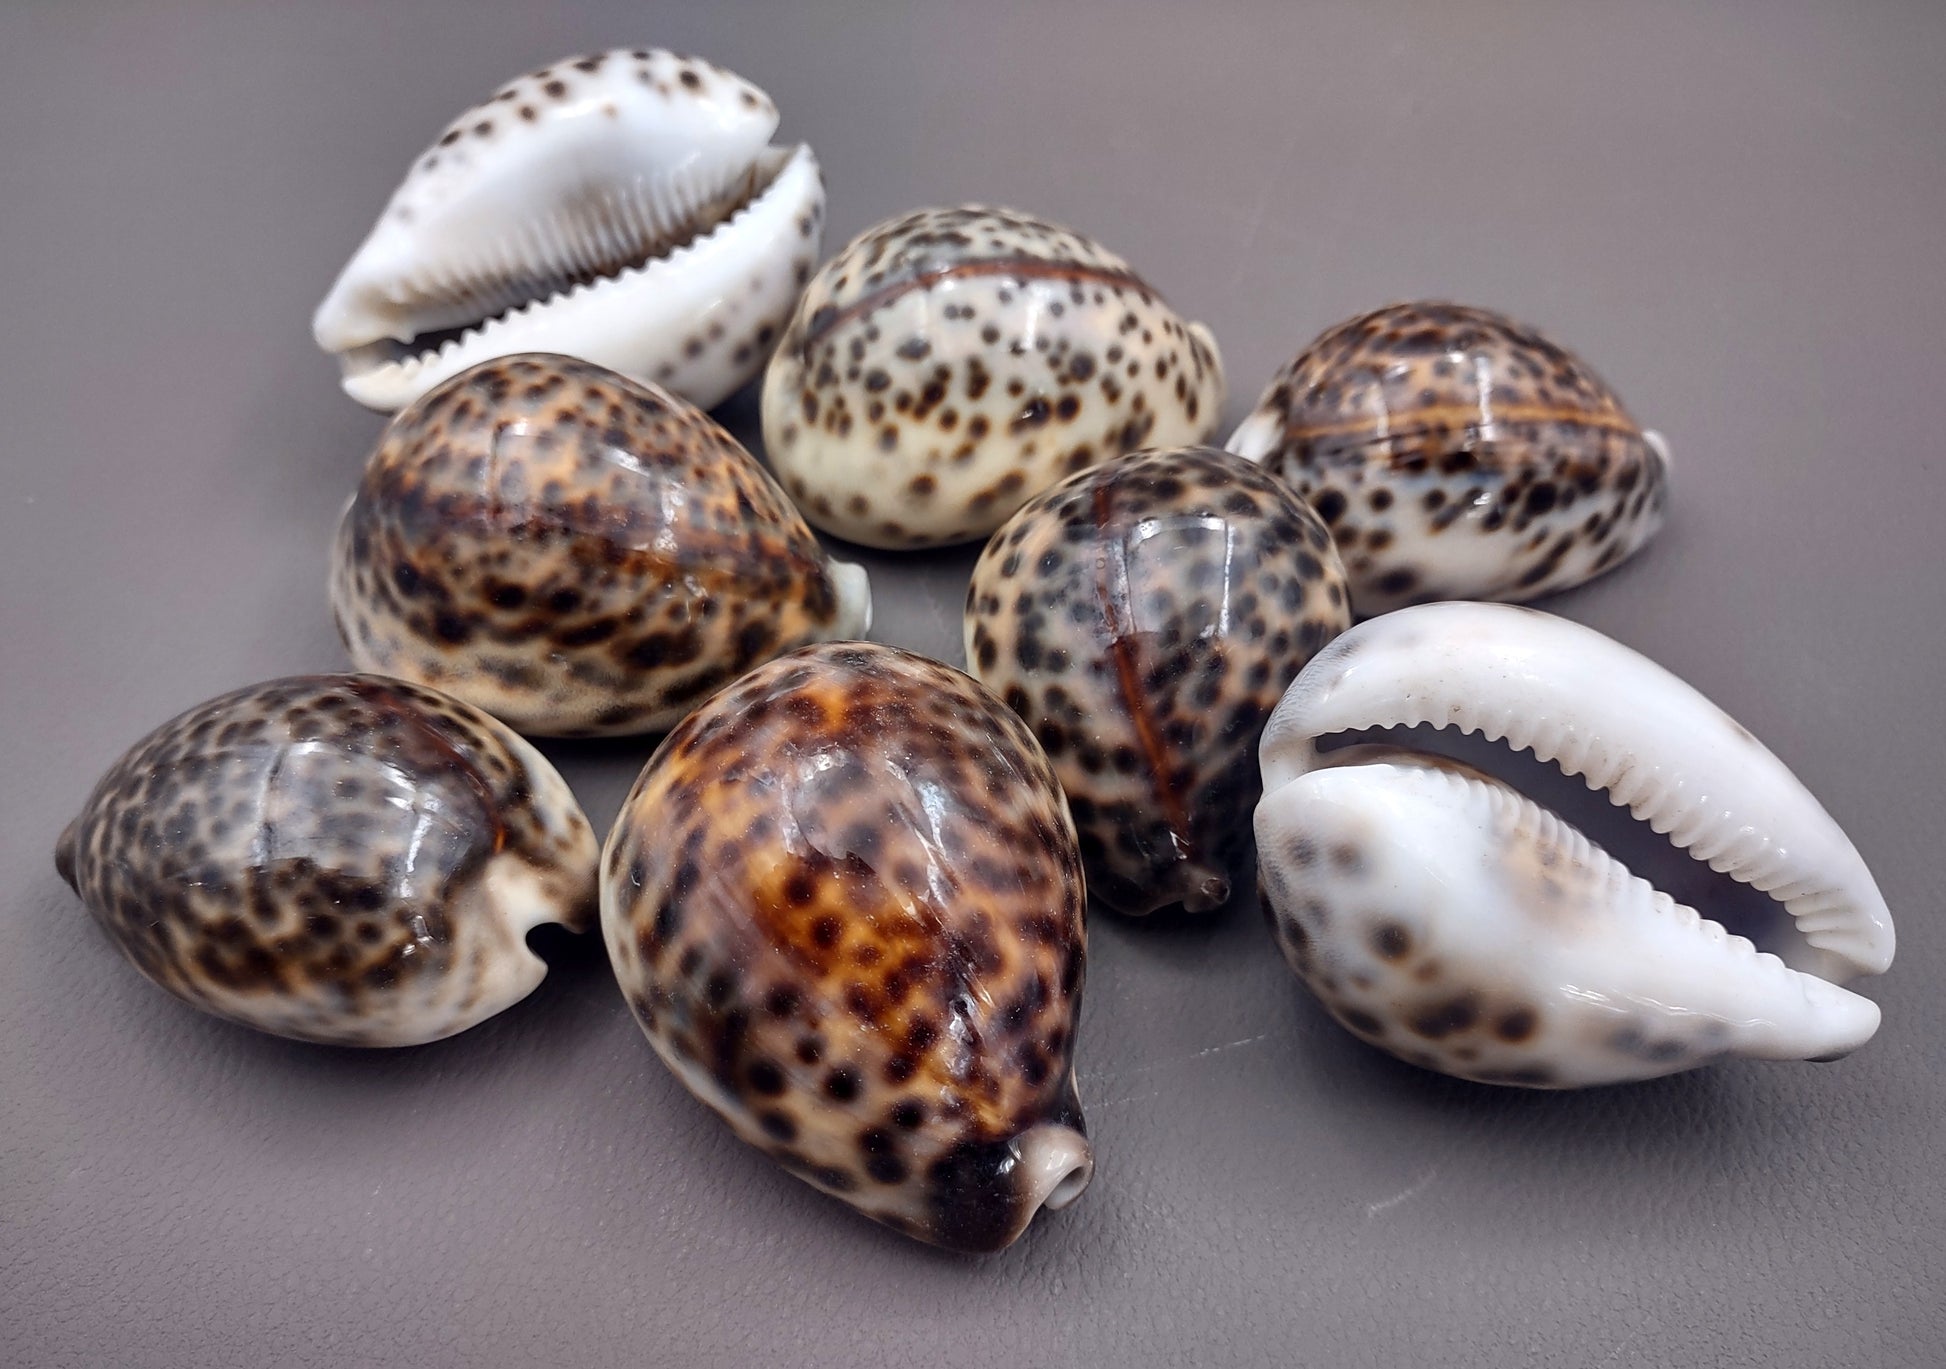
[331,143,823,412]
[1258,602,1895,985]
[1256,746,1883,1087]
[760,204,1227,549]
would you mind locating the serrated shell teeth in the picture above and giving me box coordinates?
[1255,602,1895,1087]
[1256,751,1882,1088]
[313,50,824,413]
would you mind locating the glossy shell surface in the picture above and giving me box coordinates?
[331,354,871,738]
[762,206,1226,548]
[601,642,1092,1252]
[1254,603,1894,1087]
[1228,302,1669,615]
[313,49,824,412]
[965,447,1350,915]
[56,675,598,1046]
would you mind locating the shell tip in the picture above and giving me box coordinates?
[1184,869,1232,914]
[828,559,873,639]
[1643,428,1672,470]
[1017,1121,1093,1216]
[1224,406,1280,464]
[55,819,79,892]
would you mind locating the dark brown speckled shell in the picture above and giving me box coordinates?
[965,447,1350,915]
[1227,302,1669,615]
[761,206,1225,549]
[600,642,1092,1252]
[56,675,597,1046]
[331,354,870,737]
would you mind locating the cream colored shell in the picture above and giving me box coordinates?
[761,206,1225,548]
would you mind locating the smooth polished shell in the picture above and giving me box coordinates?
[965,447,1350,915]
[762,206,1226,548]
[1228,302,1669,615]
[601,643,1092,1252]
[331,354,870,737]
[313,49,824,412]
[1254,603,1894,1087]
[56,675,598,1046]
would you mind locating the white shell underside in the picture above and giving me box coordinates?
[1256,752,1880,1087]
[1260,602,1894,983]
[331,146,821,412]
[1254,602,1893,1087]
[312,50,821,412]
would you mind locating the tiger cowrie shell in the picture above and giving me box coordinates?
[762,205,1225,549]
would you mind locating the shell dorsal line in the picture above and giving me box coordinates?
[1091,478,1201,874]
[798,257,1160,350]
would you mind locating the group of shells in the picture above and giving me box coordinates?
[57,51,1896,1253]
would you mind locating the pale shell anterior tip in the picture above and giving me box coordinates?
[827,558,873,640]
[1016,1123,1094,1215]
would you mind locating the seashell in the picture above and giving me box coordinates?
[55,675,598,1047]
[601,642,1091,1251]
[965,446,1350,915]
[313,49,824,413]
[761,206,1226,549]
[1227,302,1670,616]
[1254,602,1894,1088]
[330,354,871,738]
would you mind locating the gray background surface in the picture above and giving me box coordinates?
[4,3,1942,1365]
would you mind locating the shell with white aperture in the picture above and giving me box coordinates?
[313,49,824,412]
[1254,602,1894,1088]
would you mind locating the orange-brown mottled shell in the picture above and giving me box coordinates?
[600,642,1093,1252]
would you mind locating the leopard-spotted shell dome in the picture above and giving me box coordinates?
[331,354,870,737]
[601,642,1091,1252]
[1227,302,1669,615]
[966,447,1350,915]
[56,675,598,1046]
[762,206,1225,549]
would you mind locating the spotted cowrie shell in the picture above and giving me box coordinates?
[601,642,1091,1252]
[330,354,870,738]
[57,675,598,1046]
[762,206,1225,549]
[1229,302,1669,615]
[966,447,1349,915]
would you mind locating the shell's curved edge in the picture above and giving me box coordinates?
[1223,405,1280,464]
[826,559,873,640]
[1185,322,1227,411]
[341,143,825,412]
[1644,427,1673,472]
[1254,751,1881,1087]
[1259,602,1894,982]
